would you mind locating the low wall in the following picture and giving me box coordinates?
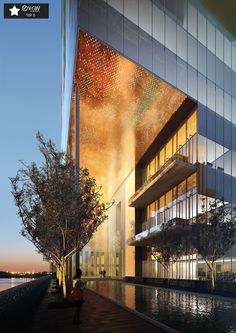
[0,276,50,331]
[124,276,236,298]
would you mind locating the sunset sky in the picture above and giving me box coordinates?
[0,0,61,272]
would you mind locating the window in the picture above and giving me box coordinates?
[165,15,176,53]
[187,111,197,138]
[165,139,173,161]
[149,157,156,176]
[159,147,165,167]
[166,190,172,206]
[198,12,206,46]
[187,3,197,37]
[178,123,186,148]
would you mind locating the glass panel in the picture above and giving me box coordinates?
[153,3,165,44]
[198,42,206,76]
[207,50,215,82]
[153,40,165,79]
[148,202,156,218]
[108,6,123,51]
[139,30,153,71]
[178,122,186,148]
[233,72,236,100]
[216,86,223,117]
[232,152,236,177]
[124,19,138,62]
[188,66,197,99]
[224,37,231,68]
[159,195,165,210]
[165,139,172,161]
[207,107,216,141]
[224,113,232,150]
[224,65,232,95]
[224,92,231,122]
[216,113,224,146]
[187,3,197,38]
[176,0,187,28]
[173,134,177,154]
[198,73,206,105]
[216,58,224,89]
[107,0,123,14]
[187,172,197,192]
[89,0,107,41]
[198,12,206,46]
[198,135,206,164]
[207,139,215,163]
[165,49,176,87]
[166,190,172,206]
[224,150,231,176]
[207,20,215,54]
[232,97,236,125]
[232,44,236,72]
[198,103,207,136]
[178,179,186,198]
[156,154,159,171]
[165,15,176,53]
[177,25,187,61]
[139,0,152,35]
[159,147,165,167]
[187,110,197,138]
[188,35,197,68]
[80,0,89,30]
[177,57,187,93]
[207,79,215,111]
[124,0,138,25]
[149,157,156,176]
[216,30,223,61]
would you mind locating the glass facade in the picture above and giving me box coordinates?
[62,0,236,281]
[144,110,197,182]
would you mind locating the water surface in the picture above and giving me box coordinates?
[0,278,32,292]
[87,280,236,333]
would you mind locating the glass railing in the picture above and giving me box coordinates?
[130,134,197,204]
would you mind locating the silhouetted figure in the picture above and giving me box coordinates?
[71,268,86,325]
[102,270,106,278]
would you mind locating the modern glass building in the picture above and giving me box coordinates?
[62,0,236,281]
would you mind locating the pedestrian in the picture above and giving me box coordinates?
[71,268,86,324]
[103,269,106,278]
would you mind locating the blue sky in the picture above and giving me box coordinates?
[0,0,61,272]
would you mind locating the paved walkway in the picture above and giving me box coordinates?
[30,280,165,333]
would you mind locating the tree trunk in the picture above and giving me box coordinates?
[62,258,67,300]
[57,267,62,288]
[211,264,215,289]
[205,260,215,289]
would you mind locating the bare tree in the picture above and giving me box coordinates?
[10,133,108,299]
[192,198,236,289]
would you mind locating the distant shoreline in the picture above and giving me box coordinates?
[0,271,51,279]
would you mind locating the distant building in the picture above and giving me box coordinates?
[62,0,236,281]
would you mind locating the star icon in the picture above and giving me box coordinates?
[9,5,20,16]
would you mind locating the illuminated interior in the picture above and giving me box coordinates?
[69,30,186,201]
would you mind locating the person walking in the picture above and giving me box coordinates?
[71,268,86,324]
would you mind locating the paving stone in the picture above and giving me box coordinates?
[30,279,165,333]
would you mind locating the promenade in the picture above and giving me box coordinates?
[30,279,165,333]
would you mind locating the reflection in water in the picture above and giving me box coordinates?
[87,280,236,333]
[0,278,32,292]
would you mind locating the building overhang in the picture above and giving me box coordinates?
[128,218,189,246]
[129,157,196,208]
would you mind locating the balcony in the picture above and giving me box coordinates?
[129,153,196,208]
[128,217,188,247]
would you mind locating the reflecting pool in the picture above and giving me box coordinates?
[87,280,236,333]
